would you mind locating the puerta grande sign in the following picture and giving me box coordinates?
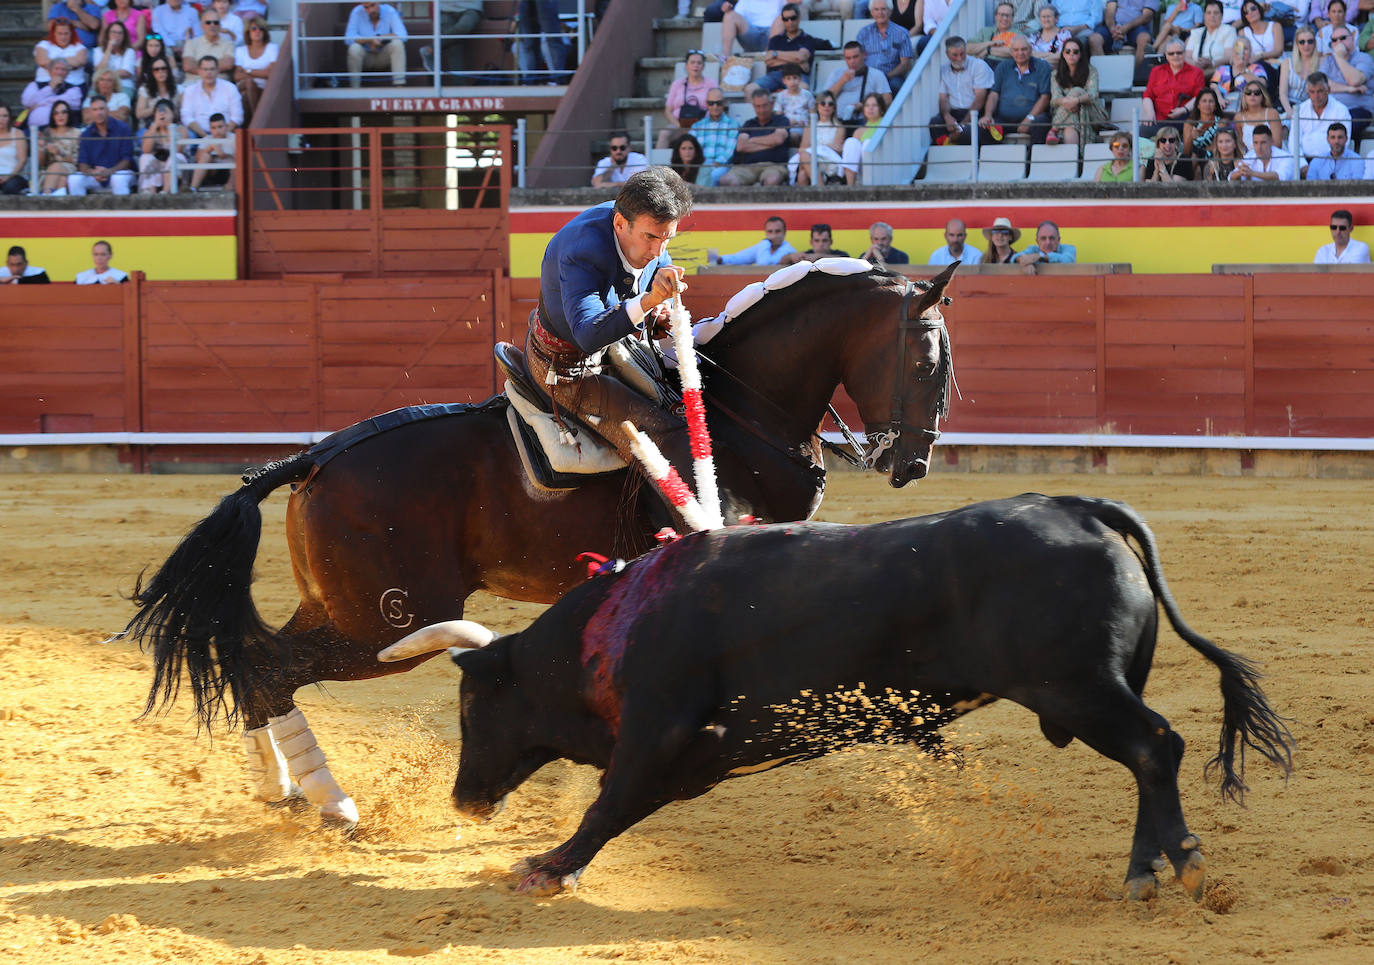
[367,97,507,113]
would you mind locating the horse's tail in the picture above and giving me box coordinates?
[125,452,314,732]
[1069,496,1295,804]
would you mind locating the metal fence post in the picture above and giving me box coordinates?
[516,117,527,188]
[28,124,39,195]
[809,111,818,186]
[970,109,980,183]
[1132,104,1140,182]
[643,114,652,158]
[169,125,180,193]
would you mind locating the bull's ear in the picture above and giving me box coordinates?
[450,641,508,676]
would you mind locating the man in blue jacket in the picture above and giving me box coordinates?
[525,167,695,520]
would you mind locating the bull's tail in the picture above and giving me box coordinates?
[124,452,313,732]
[1071,496,1295,804]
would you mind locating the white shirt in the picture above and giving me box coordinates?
[203,11,245,44]
[1293,98,1351,159]
[234,42,279,88]
[734,0,783,30]
[1236,147,1296,180]
[591,151,648,185]
[34,40,87,86]
[1314,238,1371,264]
[76,265,130,284]
[922,0,951,34]
[180,76,244,131]
[1185,23,1238,65]
[929,245,983,266]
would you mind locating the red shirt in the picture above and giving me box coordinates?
[1144,63,1205,120]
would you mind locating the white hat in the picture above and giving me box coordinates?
[981,217,1021,245]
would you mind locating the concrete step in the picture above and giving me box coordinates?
[653,16,706,59]
[0,3,42,33]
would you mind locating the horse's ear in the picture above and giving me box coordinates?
[912,261,959,318]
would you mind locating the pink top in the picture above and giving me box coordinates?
[665,75,712,121]
[103,8,151,39]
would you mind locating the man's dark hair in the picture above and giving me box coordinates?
[1203,0,1223,10]
[94,239,113,255]
[1307,71,1329,88]
[843,40,862,52]
[765,216,786,230]
[87,94,107,107]
[1331,208,1354,225]
[781,62,803,77]
[1252,123,1273,139]
[615,168,693,223]
[200,55,218,68]
[781,2,801,15]
[945,35,966,49]
[209,112,226,124]
[1328,121,1348,136]
[608,130,630,144]
[7,245,25,259]
[810,223,832,236]
[750,86,772,100]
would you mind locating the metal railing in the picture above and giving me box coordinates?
[22,127,236,195]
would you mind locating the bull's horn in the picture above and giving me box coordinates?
[378,620,495,662]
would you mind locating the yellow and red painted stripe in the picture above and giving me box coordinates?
[2,211,236,281]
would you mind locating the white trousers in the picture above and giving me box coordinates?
[788,137,864,182]
[68,171,135,195]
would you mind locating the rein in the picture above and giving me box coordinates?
[860,282,950,470]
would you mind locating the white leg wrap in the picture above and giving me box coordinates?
[267,708,359,826]
[241,723,295,802]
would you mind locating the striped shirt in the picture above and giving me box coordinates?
[691,113,741,186]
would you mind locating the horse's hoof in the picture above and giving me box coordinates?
[265,785,308,811]
[517,870,566,897]
[321,814,359,837]
[1177,850,1206,901]
[1124,874,1158,902]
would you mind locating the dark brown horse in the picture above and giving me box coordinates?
[124,263,959,827]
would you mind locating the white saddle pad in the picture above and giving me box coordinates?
[505,381,628,475]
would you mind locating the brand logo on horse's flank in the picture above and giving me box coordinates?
[380,588,414,629]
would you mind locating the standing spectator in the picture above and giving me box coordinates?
[517,1,568,84]
[980,217,1021,264]
[207,0,245,46]
[591,131,647,187]
[1231,122,1295,178]
[1318,25,1373,143]
[138,97,179,193]
[181,57,244,136]
[1029,5,1073,66]
[22,58,82,131]
[189,113,235,191]
[1159,0,1206,50]
[101,0,150,53]
[1016,221,1078,266]
[1316,0,1352,54]
[773,64,816,143]
[92,20,137,95]
[76,240,129,284]
[1230,76,1282,149]
[862,220,909,264]
[1142,125,1191,179]
[48,0,105,49]
[659,50,712,149]
[1279,26,1322,117]
[928,218,983,265]
[0,105,29,196]
[1094,129,1137,180]
[1185,1,1238,74]
[69,95,135,196]
[234,16,278,123]
[825,42,892,123]
[34,17,89,87]
[1098,0,1158,69]
[1143,38,1205,130]
[716,0,784,55]
[756,4,826,95]
[433,0,484,77]
[1314,209,1371,263]
[152,0,200,57]
[1050,38,1108,145]
[1049,0,1108,56]
[38,100,80,194]
[691,87,741,186]
[968,2,1019,61]
[345,2,407,88]
[1304,121,1364,177]
[789,92,846,184]
[931,35,994,145]
[184,7,236,79]
[135,56,177,127]
[719,87,790,186]
[670,133,704,184]
[708,215,796,265]
[1199,126,1242,178]
[856,0,914,88]
[1292,72,1351,161]
[982,35,1053,143]
[3,247,51,284]
[83,69,132,126]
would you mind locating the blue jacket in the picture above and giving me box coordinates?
[539,201,673,355]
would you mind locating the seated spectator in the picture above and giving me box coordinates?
[182,56,244,136]
[101,0,150,53]
[3,247,51,284]
[69,95,136,196]
[670,133,704,184]
[708,215,797,265]
[152,0,200,59]
[968,2,1020,61]
[790,92,847,184]
[76,240,129,284]
[780,222,851,264]
[1199,126,1242,178]
[1097,0,1158,69]
[190,112,235,191]
[719,88,791,186]
[1316,0,1353,54]
[35,17,88,88]
[825,42,892,125]
[981,217,1021,264]
[591,131,648,186]
[1158,0,1206,50]
[1230,122,1295,178]
[1047,0,1108,56]
[1293,72,1351,161]
[1185,1,1238,75]
[659,50,712,149]
[856,1,914,88]
[1211,37,1268,112]
[432,0,484,77]
[1314,208,1371,263]
[1319,26,1373,143]
[928,218,983,265]
[1094,130,1136,180]
[1235,1,1283,77]
[1181,87,1228,173]
[1229,75,1281,148]
[93,20,137,95]
[234,16,279,122]
[981,35,1053,144]
[38,100,80,195]
[138,97,181,193]
[755,4,827,95]
[773,64,816,143]
[1049,38,1107,145]
[517,0,569,84]
[1016,221,1077,267]
[931,35,993,146]
[0,105,29,196]
[691,88,740,186]
[1142,126,1191,179]
[84,69,132,127]
[345,2,407,88]
[1143,38,1205,131]
[1304,121,1364,177]
[844,91,885,180]
[47,0,104,49]
[716,0,784,55]
[802,1,855,16]
[135,56,178,127]
[22,58,82,131]
[1029,5,1073,66]
[141,34,181,87]
[234,0,271,18]
[184,8,236,80]
[207,0,246,46]
[1279,26,1321,117]
[862,220,909,264]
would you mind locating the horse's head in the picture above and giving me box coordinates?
[843,262,957,487]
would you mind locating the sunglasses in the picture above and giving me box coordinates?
[706,98,725,106]
[1332,34,1351,42]
[1297,37,1315,44]
[1245,88,1262,95]
[1331,224,1351,231]
[686,48,704,57]
[610,144,628,151]
[153,65,169,70]
[781,13,798,20]
[203,19,219,25]
[147,33,162,40]
[1157,136,1178,143]
[990,228,1010,234]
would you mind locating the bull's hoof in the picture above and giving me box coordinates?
[517,870,566,897]
[1124,873,1158,902]
[1177,850,1206,901]
[510,856,540,876]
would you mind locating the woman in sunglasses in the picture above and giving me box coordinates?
[1143,126,1190,181]
[789,93,847,185]
[1228,73,1281,153]
[135,55,177,126]
[1279,26,1322,118]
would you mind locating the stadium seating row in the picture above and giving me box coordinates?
[923,142,1120,183]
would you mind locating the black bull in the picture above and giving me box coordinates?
[394,495,1293,899]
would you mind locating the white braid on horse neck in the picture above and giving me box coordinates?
[267,707,359,826]
[241,723,295,802]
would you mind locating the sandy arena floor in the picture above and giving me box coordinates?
[1,468,1372,964]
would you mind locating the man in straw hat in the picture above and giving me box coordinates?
[980,216,1022,264]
